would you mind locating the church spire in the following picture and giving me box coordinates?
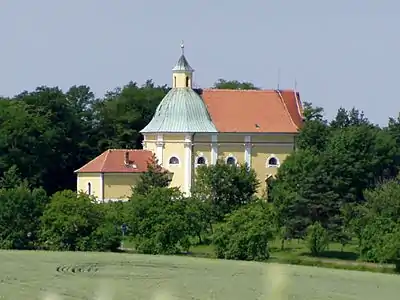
[172,41,194,88]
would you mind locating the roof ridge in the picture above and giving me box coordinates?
[275,90,298,129]
[294,91,304,119]
[203,89,278,93]
[99,150,111,172]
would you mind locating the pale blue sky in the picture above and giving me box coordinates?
[0,0,399,125]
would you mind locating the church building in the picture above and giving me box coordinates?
[75,44,303,202]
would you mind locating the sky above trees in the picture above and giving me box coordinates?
[0,0,399,125]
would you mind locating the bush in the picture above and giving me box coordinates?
[39,190,122,251]
[306,222,329,256]
[0,183,48,250]
[127,187,192,255]
[212,202,274,261]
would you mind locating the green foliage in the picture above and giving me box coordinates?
[184,197,212,244]
[39,190,121,251]
[127,187,192,255]
[132,154,171,195]
[94,80,167,150]
[0,81,166,195]
[296,102,331,153]
[272,105,399,245]
[0,184,48,249]
[358,179,400,269]
[192,160,259,222]
[212,79,259,90]
[0,165,25,189]
[100,201,129,227]
[212,202,275,261]
[306,222,329,256]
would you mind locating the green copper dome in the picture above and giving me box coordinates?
[140,88,217,133]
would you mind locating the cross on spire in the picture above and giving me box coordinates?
[180,40,184,55]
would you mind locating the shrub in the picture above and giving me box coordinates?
[0,183,48,250]
[39,190,122,251]
[306,222,329,256]
[127,187,192,255]
[212,202,274,261]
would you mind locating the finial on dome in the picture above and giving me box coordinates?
[180,40,184,55]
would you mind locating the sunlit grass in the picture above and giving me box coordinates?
[1,250,399,299]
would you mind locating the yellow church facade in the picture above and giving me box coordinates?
[75,44,303,201]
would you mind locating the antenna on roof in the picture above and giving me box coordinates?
[277,68,281,90]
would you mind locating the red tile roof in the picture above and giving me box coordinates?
[201,89,303,133]
[74,149,155,173]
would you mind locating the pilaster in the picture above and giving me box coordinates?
[244,135,252,168]
[211,134,218,164]
[184,134,193,196]
[156,134,164,165]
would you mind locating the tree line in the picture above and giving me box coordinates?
[0,79,399,271]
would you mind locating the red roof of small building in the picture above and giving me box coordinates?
[201,89,303,133]
[74,149,155,173]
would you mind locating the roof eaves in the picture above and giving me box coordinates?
[74,151,106,173]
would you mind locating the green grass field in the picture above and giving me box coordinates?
[1,250,399,300]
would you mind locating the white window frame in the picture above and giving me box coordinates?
[168,155,181,166]
[195,152,208,167]
[225,154,237,166]
[266,154,280,168]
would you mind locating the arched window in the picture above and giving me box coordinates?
[169,156,180,165]
[226,156,237,166]
[185,76,189,87]
[197,157,206,165]
[266,155,280,167]
[87,182,92,195]
[174,76,177,88]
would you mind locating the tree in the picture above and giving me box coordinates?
[212,202,275,261]
[0,184,48,249]
[132,154,171,195]
[212,79,259,90]
[354,178,400,270]
[94,81,167,151]
[296,102,330,153]
[184,197,212,244]
[272,116,399,243]
[271,149,339,239]
[39,190,121,251]
[0,165,24,189]
[306,222,329,256]
[192,160,259,222]
[330,107,370,129]
[127,187,192,254]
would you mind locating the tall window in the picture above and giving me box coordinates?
[174,76,176,88]
[185,76,189,87]
[87,182,92,195]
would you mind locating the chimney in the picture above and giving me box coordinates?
[124,151,129,165]
[131,160,137,169]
